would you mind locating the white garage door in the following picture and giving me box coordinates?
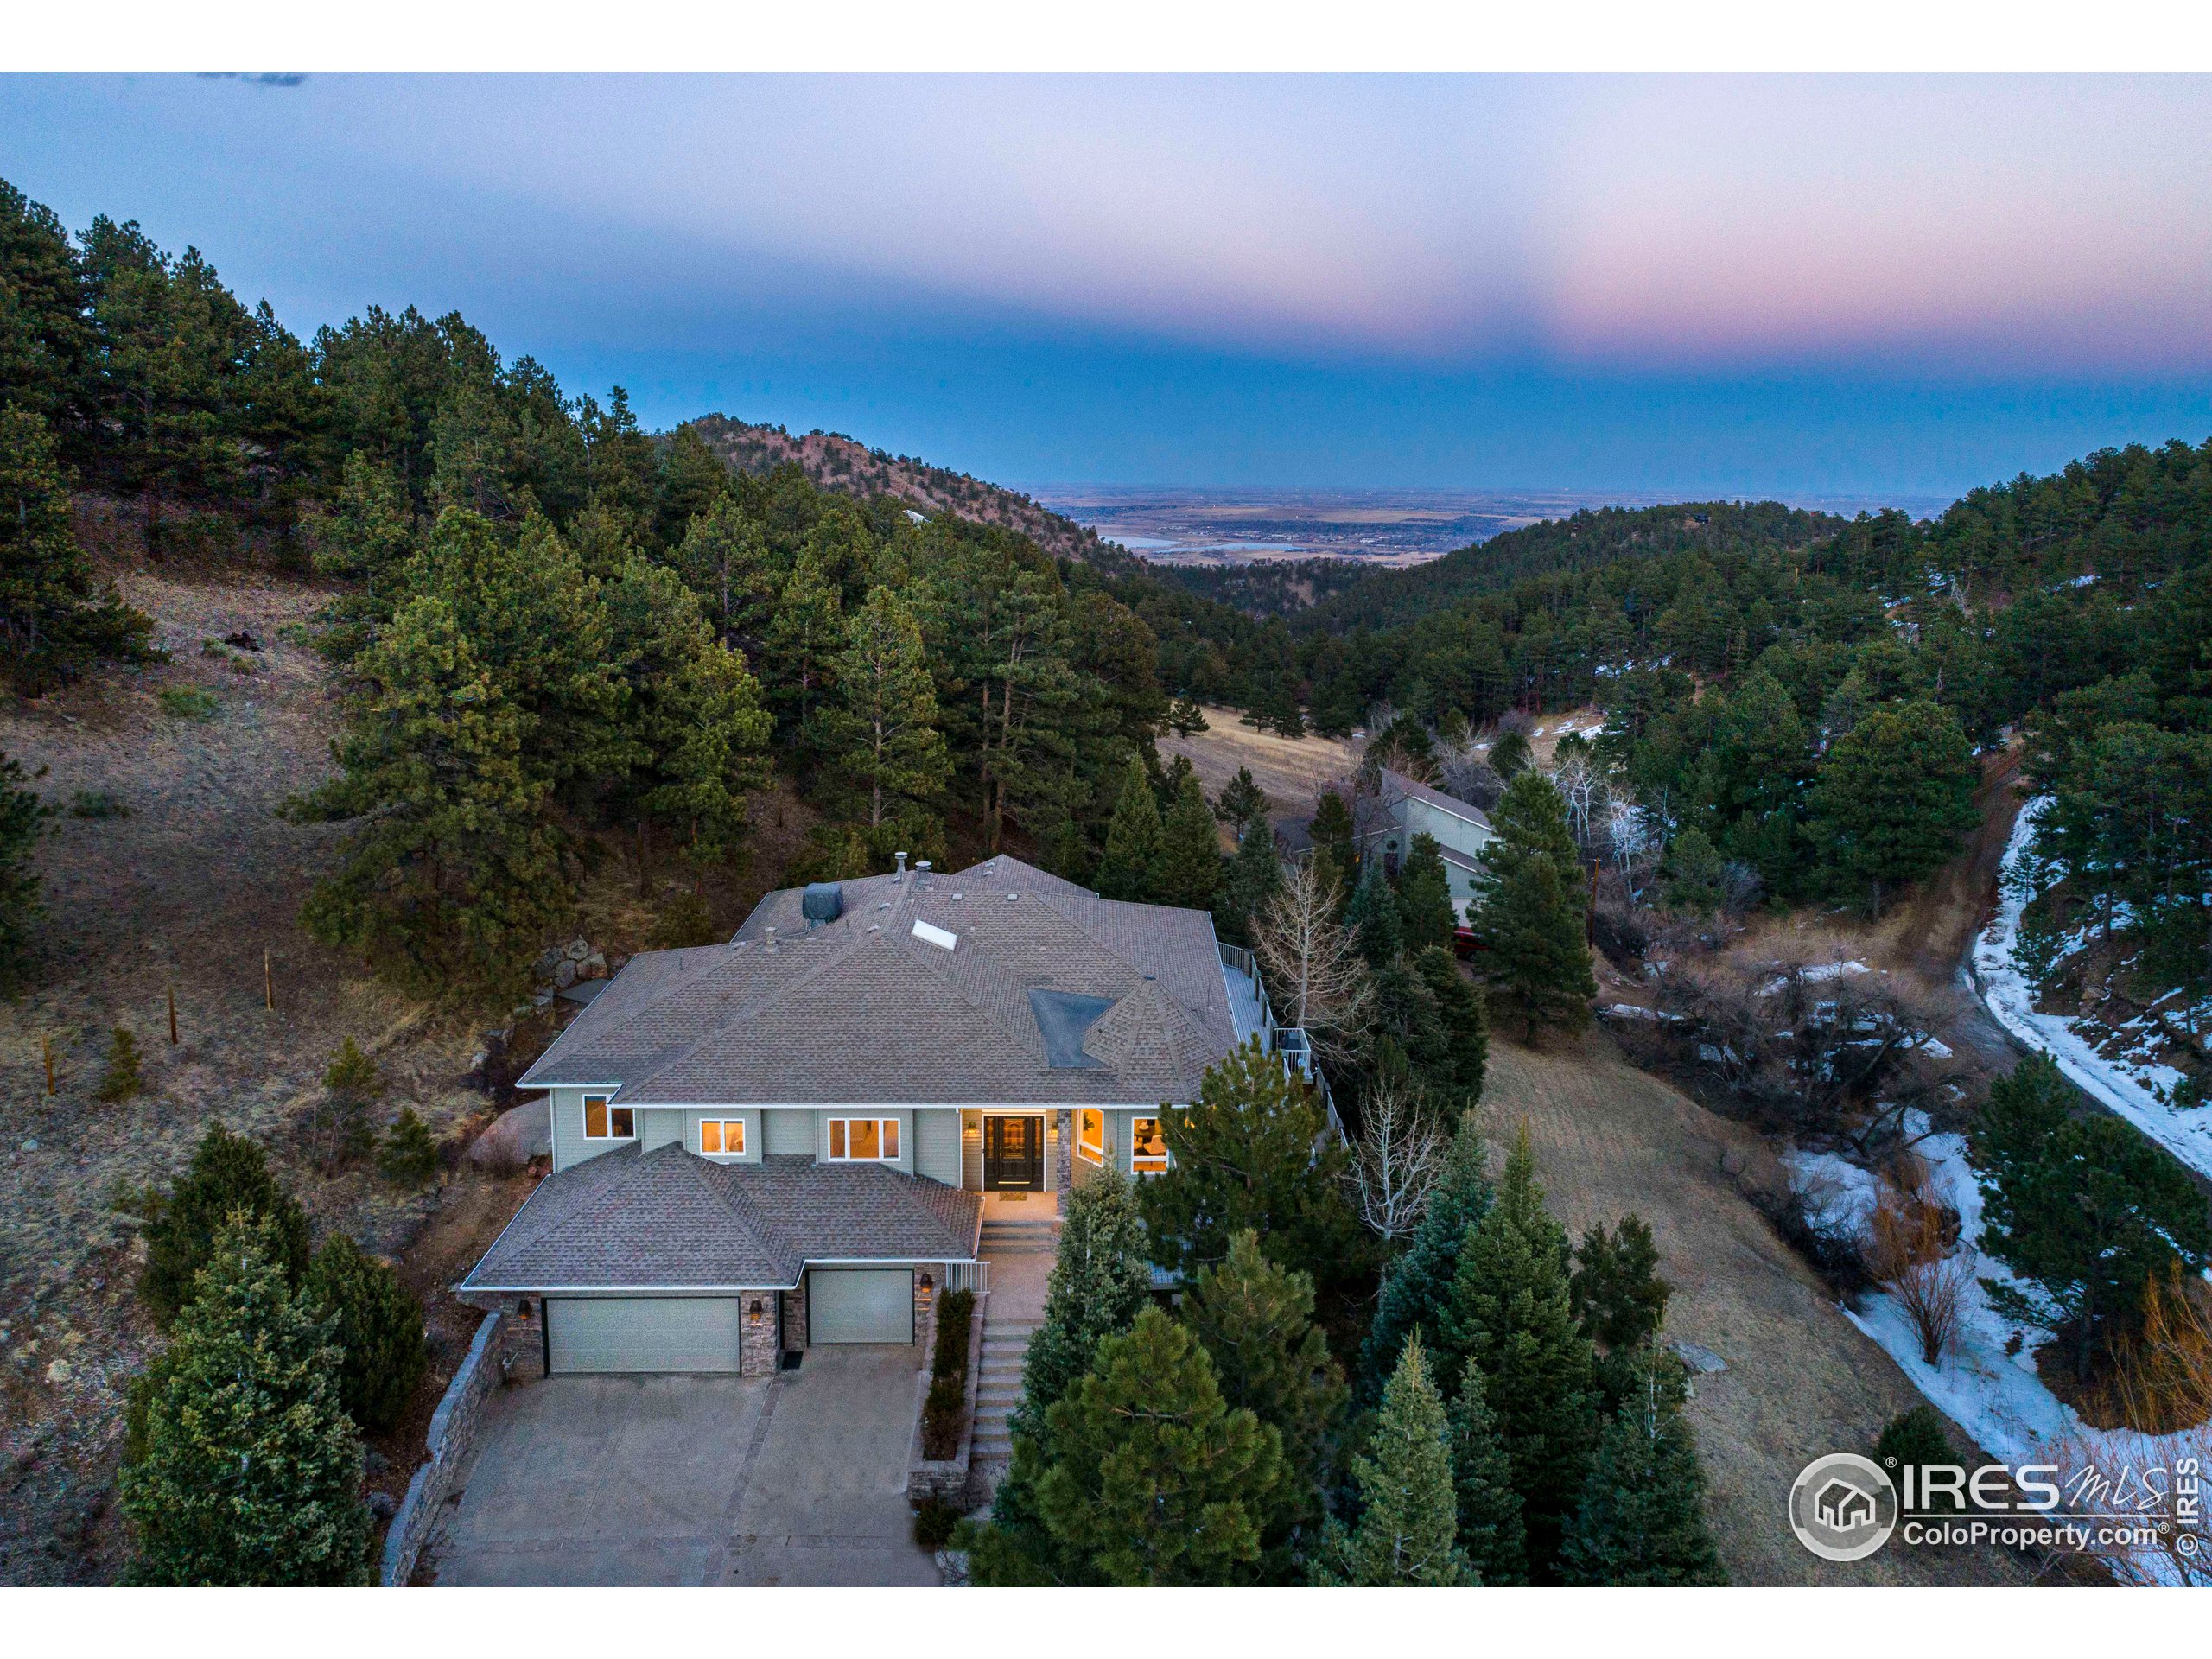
[545,1296,745,1374]
[808,1268,914,1344]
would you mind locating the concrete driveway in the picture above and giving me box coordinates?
[429,1348,941,1587]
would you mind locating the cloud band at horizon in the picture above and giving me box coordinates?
[3,72,2207,499]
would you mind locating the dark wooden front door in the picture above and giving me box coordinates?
[983,1115,1044,1192]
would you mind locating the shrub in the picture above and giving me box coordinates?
[156,686,219,721]
[303,1234,428,1434]
[94,1026,144,1103]
[1874,1405,1960,1480]
[377,1107,439,1185]
[310,1038,385,1170]
[912,1497,960,1548]
[1868,1180,1971,1367]
[68,789,130,819]
[931,1287,975,1381]
[647,892,716,948]
[921,1373,966,1460]
[139,1124,311,1326]
[322,1036,384,1102]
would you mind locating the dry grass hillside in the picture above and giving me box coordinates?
[0,568,536,1583]
[1484,1032,2051,1586]
[1158,704,1362,821]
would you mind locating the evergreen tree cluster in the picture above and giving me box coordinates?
[121,1124,431,1583]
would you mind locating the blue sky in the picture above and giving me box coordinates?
[3,73,2209,500]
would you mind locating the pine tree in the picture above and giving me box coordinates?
[1216,810,1284,948]
[1033,1307,1282,1586]
[1414,944,1488,1103]
[1472,771,1596,1038]
[1214,765,1266,825]
[302,1233,428,1435]
[1343,855,1403,967]
[0,179,92,426]
[1093,754,1161,901]
[653,422,732,548]
[1658,827,1726,917]
[1182,1230,1346,1560]
[817,585,949,827]
[1488,728,1531,779]
[378,1107,440,1185]
[1136,1039,1364,1297]
[0,748,44,988]
[0,404,154,695]
[1166,694,1210,736]
[120,1214,372,1586]
[764,546,843,736]
[1571,1215,1671,1352]
[1810,698,1980,918]
[1447,1362,1529,1584]
[670,493,775,640]
[293,592,570,1006]
[1972,1053,2212,1381]
[1310,1338,1475,1586]
[1560,1352,1726,1586]
[1152,772,1224,912]
[139,1124,311,1328]
[1310,789,1355,872]
[969,1171,1154,1586]
[1396,832,1459,955]
[1440,1128,1600,1578]
[1360,1110,1491,1399]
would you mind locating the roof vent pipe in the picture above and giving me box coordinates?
[917,860,932,887]
[764,925,778,952]
[894,851,908,881]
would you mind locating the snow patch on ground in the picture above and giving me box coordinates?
[1829,1128,2208,1586]
[1972,797,2212,1182]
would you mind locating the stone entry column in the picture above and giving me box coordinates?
[1054,1109,1072,1215]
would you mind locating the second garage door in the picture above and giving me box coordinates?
[808,1268,915,1344]
[545,1296,744,1373]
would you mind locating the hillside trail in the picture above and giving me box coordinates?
[1486,1032,2051,1586]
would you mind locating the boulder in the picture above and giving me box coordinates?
[468,1098,552,1172]
[563,938,591,962]
[554,959,578,989]
[582,951,607,979]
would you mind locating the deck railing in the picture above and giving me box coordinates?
[946,1261,989,1295]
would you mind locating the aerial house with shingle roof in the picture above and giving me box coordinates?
[460,853,1298,1376]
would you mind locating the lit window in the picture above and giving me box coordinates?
[828,1117,899,1161]
[1131,1116,1168,1173]
[1076,1109,1104,1167]
[582,1095,633,1140]
[700,1119,746,1156]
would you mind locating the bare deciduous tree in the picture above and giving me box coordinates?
[1254,857,1375,1062]
[1343,1079,1446,1242]
[1868,1173,1971,1366]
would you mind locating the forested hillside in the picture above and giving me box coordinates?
[683,412,1146,574]
[0,176,1172,1007]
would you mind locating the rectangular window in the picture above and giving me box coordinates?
[700,1119,746,1156]
[582,1094,634,1140]
[828,1117,899,1161]
[1076,1109,1105,1167]
[1131,1116,1168,1173]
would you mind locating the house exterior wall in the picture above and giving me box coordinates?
[1401,796,1494,906]
[961,1109,983,1190]
[764,1108,815,1156]
[550,1085,637,1173]
[915,1108,963,1187]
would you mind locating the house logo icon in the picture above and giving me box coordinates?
[1789,1453,1898,1562]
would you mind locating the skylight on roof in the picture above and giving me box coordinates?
[912,919,957,951]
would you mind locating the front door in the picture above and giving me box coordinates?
[983,1115,1044,1192]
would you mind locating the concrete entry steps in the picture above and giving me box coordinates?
[970,1319,1037,1462]
[978,1217,1059,1255]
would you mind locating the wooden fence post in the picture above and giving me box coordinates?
[264,949,274,1012]
[42,1033,55,1096]
[168,983,179,1046]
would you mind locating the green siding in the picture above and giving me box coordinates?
[915,1108,962,1186]
[764,1108,815,1155]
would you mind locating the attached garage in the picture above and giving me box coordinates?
[807,1268,915,1344]
[545,1295,746,1374]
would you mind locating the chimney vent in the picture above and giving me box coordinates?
[764,925,778,951]
[894,851,908,880]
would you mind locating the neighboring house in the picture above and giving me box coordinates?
[1284,766,1497,925]
[459,853,1301,1376]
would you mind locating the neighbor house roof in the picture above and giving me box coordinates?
[459,1145,983,1293]
[518,854,1238,1106]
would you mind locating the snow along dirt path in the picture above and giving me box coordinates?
[1971,796,2212,1182]
[1788,1129,2209,1586]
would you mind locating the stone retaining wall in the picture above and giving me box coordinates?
[906,1288,988,1507]
[380,1309,506,1586]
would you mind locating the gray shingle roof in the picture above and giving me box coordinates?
[459,1145,983,1292]
[518,854,1236,1106]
